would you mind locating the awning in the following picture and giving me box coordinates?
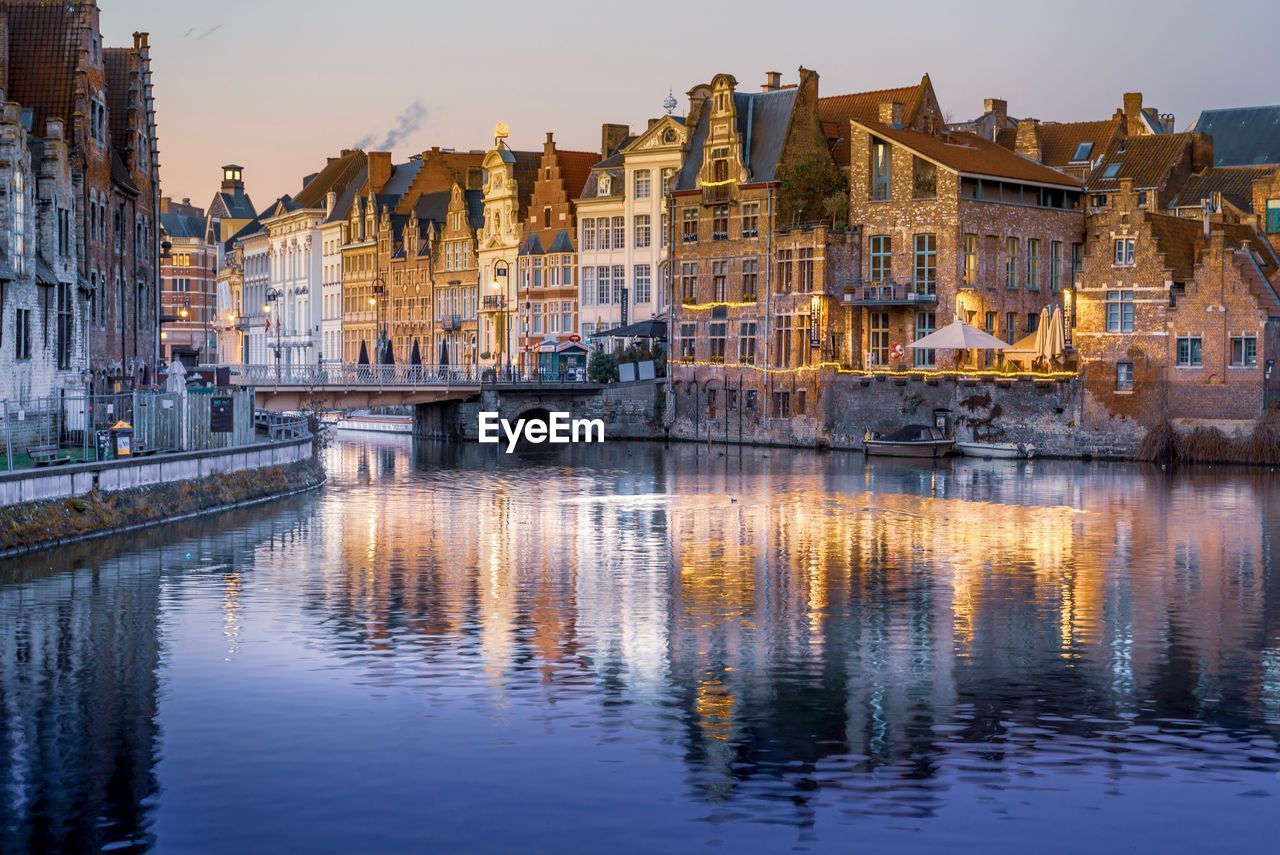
[907,320,1008,351]
[602,318,668,340]
[35,256,60,286]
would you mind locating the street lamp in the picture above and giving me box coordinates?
[493,260,509,376]
[371,276,387,364]
[265,286,283,376]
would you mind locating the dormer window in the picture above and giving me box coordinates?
[598,174,612,196]
[1070,142,1094,163]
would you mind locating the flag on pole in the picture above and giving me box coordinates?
[264,316,270,332]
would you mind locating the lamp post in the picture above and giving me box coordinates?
[265,286,282,377]
[371,276,387,365]
[493,260,509,377]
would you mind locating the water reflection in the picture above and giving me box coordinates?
[2,438,1279,852]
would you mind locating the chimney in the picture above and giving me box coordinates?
[878,101,905,127]
[1123,92,1145,135]
[1015,118,1041,162]
[133,32,148,50]
[466,167,483,191]
[762,71,782,92]
[367,151,392,192]
[600,123,630,159]
[984,98,1008,129]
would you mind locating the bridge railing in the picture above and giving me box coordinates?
[223,363,596,388]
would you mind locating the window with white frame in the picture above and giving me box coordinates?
[741,202,760,238]
[1116,361,1134,390]
[583,219,596,251]
[597,266,611,305]
[612,217,625,249]
[582,267,595,306]
[635,214,651,248]
[1114,237,1135,266]
[635,170,651,199]
[612,265,625,304]
[634,264,651,304]
[1176,335,1203,367]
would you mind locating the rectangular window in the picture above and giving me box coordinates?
[1071,241,1083,278]
[741,258,758,301]
[682,208,699,243]
[15,308,31,360]
[597,266,611,305]
[1050,241,1062,292]
[598,218,611,250]
[562,301,573,333]
[773,391,790,418]
[776,249,794,293]
[913,311,936,367]
[962,234,978,287]
[776,315,794,367]
[532,305,544,334]
[798,248,814,292]
[680,322,696,360]
[913,234,936,295]
[869,235,891,282]
[739,322,757,364]
[912,156,937,198]
[634,264,651,304]
[869,311,889,366]
[661,212,669,248]
[1026,239,1040,291]
[1230,335,1258,367]
[712,206,729,241]
[1105,290,1134,332]
[680,262,698,303]
[612,265,625,304]
[871,137,891,201]
[612,217,625,249]
[741,203,760,238]
[1005,237,1019,289]
[1176,335,1203,367]
[1116,361,1134,391]
[1267,200,1280,234]
[709,323,726,363]
[712,260,727,302]
[635,169,651,200]
[1114,237,1135,266]
[582,267,595,306]
[634,214,651,248]
[583,219,595,251]
[1005,312,1017,343]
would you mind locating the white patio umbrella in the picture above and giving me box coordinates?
[1046,307,1066,362]
[907,320,1009,352]
[1033,307,1051,362]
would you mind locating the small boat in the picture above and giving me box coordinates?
[864,424,955,458]
[335,414,414,434]
[956,441,1034,460]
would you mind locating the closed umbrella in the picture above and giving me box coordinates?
[1047,307,1066,362]
[164,359,187,395]
[381,337,396,366]
[357,340,370,365]
[1033,307,1051,364]
[409,339,422,366]
[439,340,449,366]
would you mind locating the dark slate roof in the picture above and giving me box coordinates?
[2,2,82,135]
[579,168,624,200]
[102,47,134,154]
[675,87,798,191]
[215,190,257,220]
[110,148,139,194]
[1169,166,1277,212]
[856,121,1082,188]
[412,190,451,225]
[465,189,484,228]
[380,160,423,202]
[161,212,207,240]
[1191,106,1280,166]
[1086,133,1194,192]
[546,230,574,254]
[323,164,369,224]
[518,234,544,256]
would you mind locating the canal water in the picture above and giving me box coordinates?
[2,437,1278,853]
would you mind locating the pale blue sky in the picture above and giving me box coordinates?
[99,0,1279,211]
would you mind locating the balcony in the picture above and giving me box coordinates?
[702,184,731,204]
[482,295,506,310]
[438,315,462,331]
[843,281,937,307]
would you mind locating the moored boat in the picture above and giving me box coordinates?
[956,441,1034,459]
[863,424,955,458]
[335,414,414,434]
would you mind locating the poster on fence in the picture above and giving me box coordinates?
[211,396,234,433]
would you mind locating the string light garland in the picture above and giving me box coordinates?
[679,300,761,311]
[671,359,1076,381]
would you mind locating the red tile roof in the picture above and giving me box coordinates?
[1148,212,1279,295]
[997,118,1123,169]
[853,120,1082,188]
[1088,133,1196,192]
[556,150,601,202]
[819,79,928,167]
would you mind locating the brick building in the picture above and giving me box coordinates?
[846,109,1085,367]
[1074,180,1280,422]
[158,196,216,363]
[514,132,597,370]
[3,2,162,390]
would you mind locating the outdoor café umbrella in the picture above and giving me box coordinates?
[409,339,422,366]
[439,340,449,366]
[1034,306,1051,362]
[1046,307,1067,362]
[357,340,370,365]
[906,320,1008,352]
[381,337,396,366]
[604,318,668,341]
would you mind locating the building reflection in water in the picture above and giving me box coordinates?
[2,435,1279,849]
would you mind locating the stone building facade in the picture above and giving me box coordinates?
[477,136,541,370]
[1074,180,1280,423]
[846,110,1085,367]
[159,197,216,363]
[3,2,162,390]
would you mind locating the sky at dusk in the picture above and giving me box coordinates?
[99,0,1280,213]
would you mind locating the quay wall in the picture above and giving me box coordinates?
[0,438,321,558]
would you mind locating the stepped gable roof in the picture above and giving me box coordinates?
[854,120,1081,187]
[1190,106,1280,166]
[675,86,799,192]
[818,77,930,166]
[2,2,81,134]
[293,150,365,209]
[1169,166,1277,212]
[1147,211,1279,290]
[1087,133,1195,192]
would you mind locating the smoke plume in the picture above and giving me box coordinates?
[354,101,428,151]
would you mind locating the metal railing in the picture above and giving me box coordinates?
[843,280,938,305]
[228,363,599,388]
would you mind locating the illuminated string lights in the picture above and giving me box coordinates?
[680,300,761,311]
[698,177,737,188]
[672,359,1076,381]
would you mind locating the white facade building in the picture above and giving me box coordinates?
[576,116,684,343]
